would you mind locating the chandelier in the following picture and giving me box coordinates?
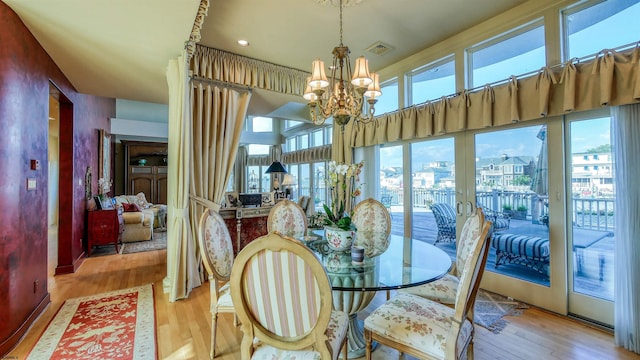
[303,0,382,127]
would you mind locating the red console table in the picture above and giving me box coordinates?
[87,209,124,256]
[220,206,271,255]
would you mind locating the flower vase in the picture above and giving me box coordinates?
[325,226,355,251]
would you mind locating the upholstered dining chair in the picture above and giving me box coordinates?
[197,208,238,359]
[364,219,493,360]
[398,207,486,307]
[230,231,349,359]
[267,198,308,239]
[352,198,393,298]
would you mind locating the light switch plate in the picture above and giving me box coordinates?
[27,178,36,190]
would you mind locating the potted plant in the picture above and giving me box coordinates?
[515,205,528,220]
[323,160,364,251]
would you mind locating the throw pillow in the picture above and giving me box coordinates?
[135,192,151,208]
[122,203,142,212]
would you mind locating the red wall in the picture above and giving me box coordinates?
[0,3,116,355]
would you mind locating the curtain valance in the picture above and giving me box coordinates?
[350,46,640,148]
[191,45,309,96]
[282,144,332,164]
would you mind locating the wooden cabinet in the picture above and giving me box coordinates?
[219,206,272,255]
[87,209,123,256]
[122,140,168,204]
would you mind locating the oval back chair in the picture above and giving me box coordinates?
[267,198,308,239]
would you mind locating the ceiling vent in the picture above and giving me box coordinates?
[366,41,393,56]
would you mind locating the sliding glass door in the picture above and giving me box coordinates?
[469,122,566,313]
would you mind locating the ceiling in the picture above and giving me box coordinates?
[4,0,528,120]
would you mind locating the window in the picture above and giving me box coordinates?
[584,166,589,170]
[250,116,273,132]
[286,137,296,152]
[407,55,455,106]
[312,130,323,147]
[563,0,640,60]
[299,134,309,149]
[467,20,546,88]
[247,144,270,155]
[373,78,399,115]
[583,155,589,160]
[284,120,304,129]
[594,165,599,170]
[593,154,599,160]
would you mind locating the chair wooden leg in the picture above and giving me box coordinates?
[233,313,239,327]
[342,336,348,360]
[365,329,372,360]
[211,313,218,359]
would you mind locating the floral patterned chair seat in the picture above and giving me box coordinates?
[365,219,493,360]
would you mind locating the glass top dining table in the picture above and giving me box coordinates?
[301,230,452,358]
[303,231,453,291]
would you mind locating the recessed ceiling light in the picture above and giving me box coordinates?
[237,39,250,47]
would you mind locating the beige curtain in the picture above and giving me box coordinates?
[281,144,331,164]
[353,46,640,147]
[189,80,251,239]
[191,45,308,96]
[235,146,248,192]
[164,50,201,302]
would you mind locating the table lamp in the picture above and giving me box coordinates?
[265,160,287,197]
[281,174,295,199]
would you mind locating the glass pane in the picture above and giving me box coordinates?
[564,0,640,60]
[470,23,546,87]
[247,166,260,193]
[374,79,399,115]
[475,126,550,286]
[299,134,309,149]
[326,127,333,144]
[409,57,456,105]
[287,164,299,200]
[569,118,614,301]
[248,144,270,155]
[284,120,303,129]
[252,116,273,132]
[312,130,323,147]
[286,137,296,152]
[226,171,234,192]
[261,166,271,193]
[311,163,324,211]
[380,145,403,236]
[410,138,455,250]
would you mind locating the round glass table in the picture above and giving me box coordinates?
[302,232,452,358]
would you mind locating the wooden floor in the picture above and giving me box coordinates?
[8,248,638,360]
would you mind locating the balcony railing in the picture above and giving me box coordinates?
[381,188,615,232]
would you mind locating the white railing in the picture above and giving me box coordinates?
[380,187,615,231]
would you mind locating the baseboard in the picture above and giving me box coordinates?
[0,293,50,356]
[54,251,85,275]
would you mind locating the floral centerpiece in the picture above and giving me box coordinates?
[323,160,364,251]
[323,160,364,230]
[97,177,112,199]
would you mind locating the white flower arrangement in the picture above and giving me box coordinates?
[98,177,112,197]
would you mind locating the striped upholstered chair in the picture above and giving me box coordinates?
[230,231,349,359]
[197,208,238,359]
[267,199,308,239]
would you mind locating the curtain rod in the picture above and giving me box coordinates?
[384,40,639,117]
[190,76,253,93]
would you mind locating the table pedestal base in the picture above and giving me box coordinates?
[346,314,377,359]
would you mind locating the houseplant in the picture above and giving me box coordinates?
[323,160,364,250]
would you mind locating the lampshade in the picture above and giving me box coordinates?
[265,160,288,174]
[351,56,372,88]
[309,59,329,89]
[281,174,295,186]
[364,72,382,99]
[304,76,319,101]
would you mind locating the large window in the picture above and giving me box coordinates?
[373,78,399,115]
[563,0,640,60]
[467,20,546,88]
[407,56,455,106]
[285,126,332,151]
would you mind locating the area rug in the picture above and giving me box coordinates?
[27,284,157,360]
[474,289,529,333]
[121,230,167,254]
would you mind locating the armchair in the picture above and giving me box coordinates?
[431,203,457,244]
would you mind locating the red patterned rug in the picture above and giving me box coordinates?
[27,284,157,360]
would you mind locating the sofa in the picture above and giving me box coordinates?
[113,193,166,243]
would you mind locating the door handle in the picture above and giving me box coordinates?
[456,201,463,216]
[467,201,474,216]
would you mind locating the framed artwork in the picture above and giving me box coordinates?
[261,192,275,206]
[98,129,111,182]
[225,192,239,208]
[93,196,103,210]
[101,197,114,210]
